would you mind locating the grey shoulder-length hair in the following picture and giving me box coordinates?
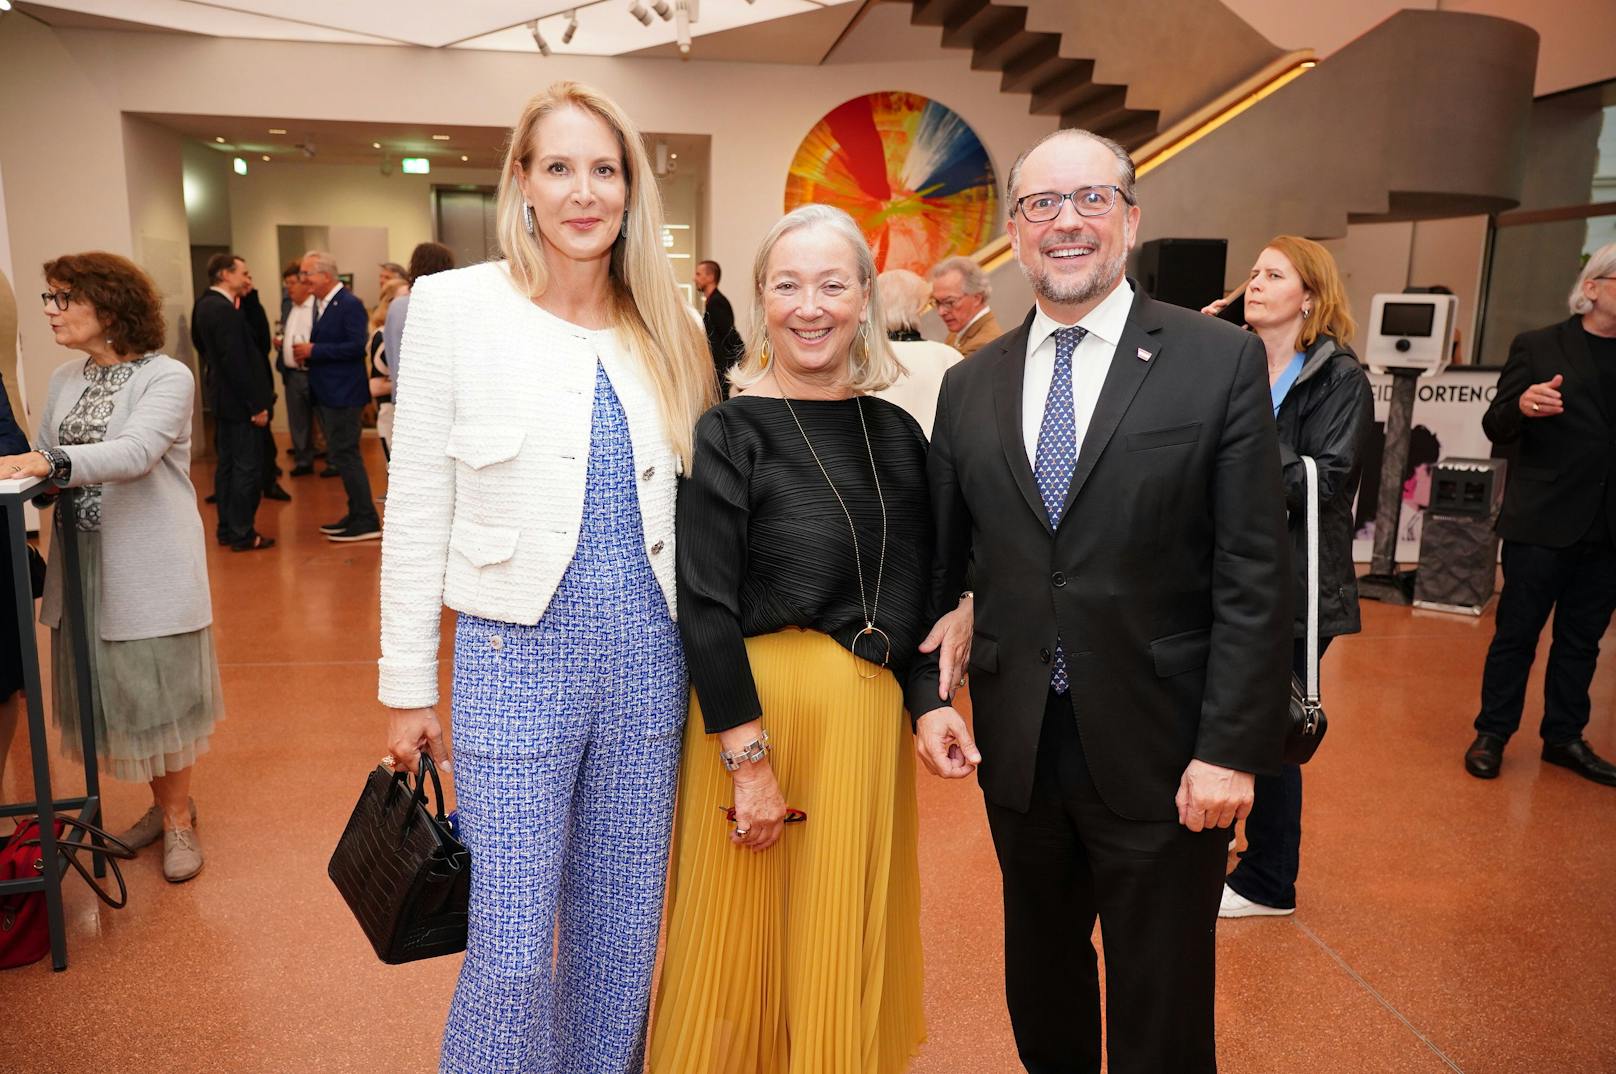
[1570,242,1616,316]
[727,204,904,393]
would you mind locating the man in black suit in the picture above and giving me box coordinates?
[914,129,1291,1074]
[293,250,379,542]
[695,259,743,396]
[1465,246,1616,787]
[191,253,275,552]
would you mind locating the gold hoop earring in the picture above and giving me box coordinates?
[759,338,771,370]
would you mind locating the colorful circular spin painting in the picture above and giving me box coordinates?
[785,92,999,275]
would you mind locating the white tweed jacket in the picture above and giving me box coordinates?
[378,261,680,709]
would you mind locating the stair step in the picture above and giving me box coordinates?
[1031,78,1124,118]
[968,14,1036,71]
[1082,110,1161,151]
[940,3,1024,51]
[909,0,985,29]
[1001,46,1089,94]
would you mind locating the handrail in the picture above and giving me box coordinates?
[972,49,1317,273]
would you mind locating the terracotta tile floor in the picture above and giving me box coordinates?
[5,438,1614,1074]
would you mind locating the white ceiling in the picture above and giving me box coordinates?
[12,0,862,57]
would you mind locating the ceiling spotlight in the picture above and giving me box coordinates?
[214,136,226,144]
[0,1,13,12]
[372,141,382,149]
[650,0,672,20]
[460,154,470,162]
[268,128,287,135]
[432,134,452,141]
[670,152,678,160]
[260,154,271,162]
[561,9,578,45]
[627,1,652,27]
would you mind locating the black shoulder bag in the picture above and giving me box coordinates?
[328,753,470,964]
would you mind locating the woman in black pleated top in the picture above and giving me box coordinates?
[650,205,973,1074]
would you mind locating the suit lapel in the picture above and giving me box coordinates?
[1060,290,1164,520]
[989,311,1049,532]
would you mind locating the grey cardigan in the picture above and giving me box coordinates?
[37,355,213,641]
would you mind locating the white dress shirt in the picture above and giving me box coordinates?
[282,295,314,368]
[1021,278,1137,465]
[961,305,991,334]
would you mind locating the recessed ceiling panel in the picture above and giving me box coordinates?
[20,0,401,44]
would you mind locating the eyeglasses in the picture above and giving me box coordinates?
[41,290,76,311]
[1015,185,1134,223]
[933,295,970,312]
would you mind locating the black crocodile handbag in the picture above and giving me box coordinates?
[328,753,470,964]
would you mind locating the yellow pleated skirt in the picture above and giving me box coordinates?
[649,629,926,1074]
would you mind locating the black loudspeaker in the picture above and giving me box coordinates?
[1414,458,1507,615]
[1132,238,1227,311]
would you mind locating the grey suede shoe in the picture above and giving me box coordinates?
[163,827,204,883]
[118,799,198,852]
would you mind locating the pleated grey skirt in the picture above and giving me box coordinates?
[51,530,225,783]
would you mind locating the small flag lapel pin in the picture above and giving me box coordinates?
[1137,347,1153,362]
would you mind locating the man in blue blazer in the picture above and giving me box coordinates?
[293,251,379,542]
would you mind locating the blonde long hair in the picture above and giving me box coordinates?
[728,204,904,393]
[495,81,714,465]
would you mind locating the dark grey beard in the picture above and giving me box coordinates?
[1025,248,1129,307]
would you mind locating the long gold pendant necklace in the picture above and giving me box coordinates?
[781,394,891,678]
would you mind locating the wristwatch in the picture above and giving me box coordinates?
[719,729,772,771]
[38,447,72,484]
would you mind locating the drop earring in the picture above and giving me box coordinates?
[759,338,771,370]
[522,203,535,235]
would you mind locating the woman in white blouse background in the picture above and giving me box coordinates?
[377,81,713,1074]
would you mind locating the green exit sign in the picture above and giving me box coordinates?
[401,157,430,175]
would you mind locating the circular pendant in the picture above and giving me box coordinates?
[851,623,891,679]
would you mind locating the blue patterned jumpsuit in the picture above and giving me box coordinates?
[439,363,686,1074]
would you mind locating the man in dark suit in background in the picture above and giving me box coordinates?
[294,250,379,542]
[695,259,743,396]
[191,253,275,552]
[1465,245,1616,787]
[238,283,290,502]
[913,129,1291,1074]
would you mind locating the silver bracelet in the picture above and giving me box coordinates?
[719,729,771,771]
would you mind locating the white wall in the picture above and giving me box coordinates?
[122,117,195,369]
[182,141,233,249]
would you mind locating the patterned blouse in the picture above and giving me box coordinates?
[58,356,152,532]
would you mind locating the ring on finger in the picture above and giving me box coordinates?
[733,827,750,838]
[1531,402,1541,412]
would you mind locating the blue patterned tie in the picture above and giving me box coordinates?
[1034,326,1086,693]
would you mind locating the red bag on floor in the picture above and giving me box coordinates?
[0,816,134,970]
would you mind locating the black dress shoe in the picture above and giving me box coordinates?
[263,484,292,502]
[320,466,340,478]
[1465,733,1506,779]
[1542,738,1616,787]
[289,465,315,477]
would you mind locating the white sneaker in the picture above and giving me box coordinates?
[1218,883,1294,919]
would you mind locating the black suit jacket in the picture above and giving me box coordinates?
[924,286,1292,820]
[703,288,745,389]
[190,290,274,422]
[1483,317,1614,547]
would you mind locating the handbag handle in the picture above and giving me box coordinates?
[19,815,136,910]
[414,752,449,825]
[1301,455,1320,703]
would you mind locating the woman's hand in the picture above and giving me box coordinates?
[919,593,974,700]
[386,706,450,775]
[0,453,50,480]
[1200,297,1231,317]
[729,763,787,852]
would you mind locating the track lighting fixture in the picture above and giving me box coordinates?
[561,10,578,45]
[529,20,551,56]
[628,1,652,27]
[674,2,690,56]
[649,0,673,20]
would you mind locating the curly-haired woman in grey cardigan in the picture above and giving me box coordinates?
[0,252,222,883]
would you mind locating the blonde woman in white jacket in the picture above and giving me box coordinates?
[378,83,714,1074]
